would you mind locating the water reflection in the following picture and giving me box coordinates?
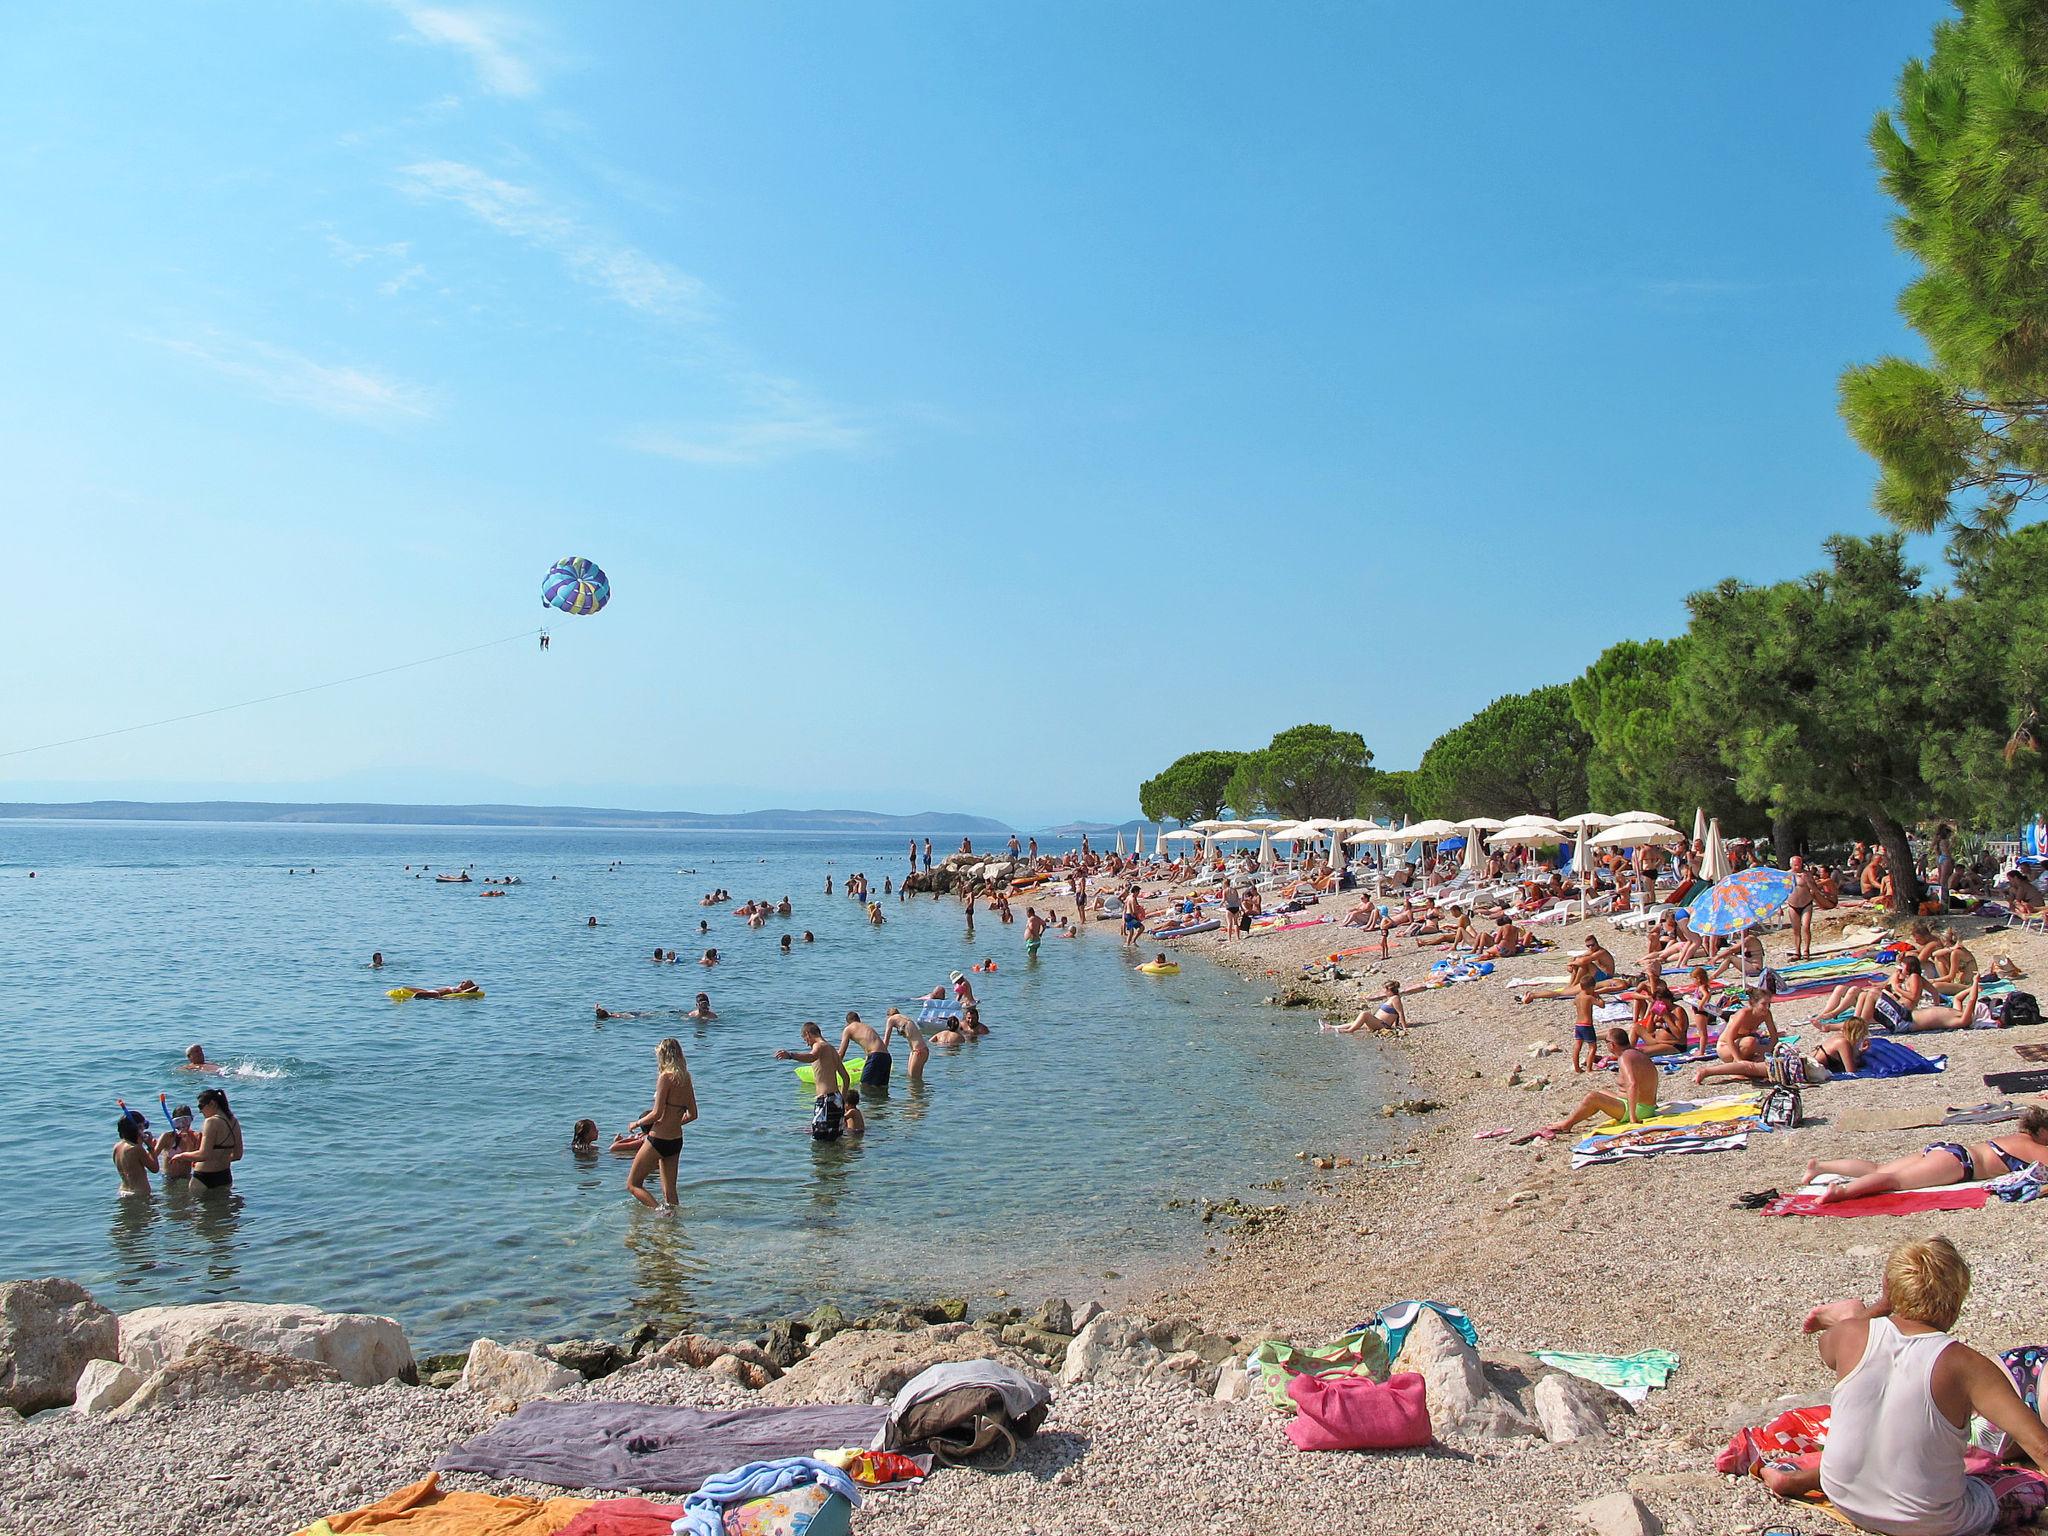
[168,1185,246,1287]
[107,1190,159,1283]
[623,1212,702,1337]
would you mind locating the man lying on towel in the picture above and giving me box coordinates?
[1534,1028,1657,1141]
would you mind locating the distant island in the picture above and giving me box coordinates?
[0,800,1022,835]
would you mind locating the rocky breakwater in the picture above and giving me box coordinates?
[901,850,1037,897]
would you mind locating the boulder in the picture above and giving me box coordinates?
[70,1359,142,1416]
[617,1333,781,1380]
[756,1321,805,1370]
[1058,1313,1241,1394]
[1573,1491,1662,1536]
[1071,1301,1105,1332]
[1402,1310,1536,1440]
[459,1339,578,1403]
[0,1278,119,1415]
[804,1303,849,1345]
[1213,1362,1253,1402]
[119,1302,414,1388]
[113,1338,344,1418]
[543,1338,624,1380]
[762,1326,1038,1406]
[1533,1371,1627,1443]
[998,1325,1071,1364]
[1026,1298,1073,1336]
[707,1354,774,1390]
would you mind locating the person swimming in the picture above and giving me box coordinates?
[571,1118,599,1149]
[370,951,384,968]
[181,1043,222,1074]
[687,992,716,1020]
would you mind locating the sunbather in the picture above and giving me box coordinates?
[1536,1028,1658,1137]
[1758,1238,2048,1531]
[1716,975,1780,1062]
[1813,1014,1870,1075]
[1472,914,1528,960]
[1415,906,1473,950]
[1929,929,1980,989]
[1803,1104,2048,1204]
[1631,981,1691,1055]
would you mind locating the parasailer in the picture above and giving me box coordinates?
[542,557,610,617]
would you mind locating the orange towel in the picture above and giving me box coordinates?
[295,1473,591,1536]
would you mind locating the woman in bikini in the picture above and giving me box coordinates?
[171,1088,243,1190]
[625,1037,697,1214]
[1928,929,1979,989]
[1631,981,1691,1055]
[1807,1105,2048,1205]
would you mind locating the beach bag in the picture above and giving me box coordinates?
[892,1384,1049,1468]
[1283,1371,1431,1452]
[1760,1082,1804,1130]
[2001,991,2042,1029]
[724,1485,852,1536]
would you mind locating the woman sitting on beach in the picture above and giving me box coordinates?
[1415,906,1473,950]
[1335,981,1407,1034]
[1759,1238,2048,1531]
[1803,1105,2048,1205]
[1630,981,1691,1055]
[1715,976,1780,1062]
[1813,1012,1870,1074]
[1928,929,1980,989]
[1340,897,1383,930]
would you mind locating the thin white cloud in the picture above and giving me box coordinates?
[391,3,541,98]
[323,232,413,267]
[622,381,869,466]
[395,159,708,319]
[378,263,429,296]
[154,331,435,423]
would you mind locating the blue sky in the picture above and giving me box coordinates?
[3,2,1950,825]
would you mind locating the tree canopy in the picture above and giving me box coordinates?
[1839,0,2048,556]
[1137,750,1243,825]
[1568,638,1757,829]
[1411,686,1590,819]
[1225,724,1374,821]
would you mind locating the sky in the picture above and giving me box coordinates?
[1,1,1954,826]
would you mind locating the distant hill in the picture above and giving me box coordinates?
[1040,818,1159,837]
[0,800,1019,835]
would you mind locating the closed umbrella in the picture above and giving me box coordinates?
[1692,807,1708,851]
[1462,828,1483,884]
[1575,822,1589,919]
[1702,819,1731,883]
[1114,830,1125,855]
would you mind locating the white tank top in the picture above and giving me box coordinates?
[1819,1317,1993,1536]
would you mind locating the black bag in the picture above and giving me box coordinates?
[1760,1082,1804,1129]
[2001,991,2042,1029]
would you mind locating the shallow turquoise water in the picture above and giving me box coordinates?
[0,822,1384,1349]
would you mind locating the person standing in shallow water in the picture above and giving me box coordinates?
[171,1088,242,1190]
[625,1038,696,1214]
[113,1116,158,1194]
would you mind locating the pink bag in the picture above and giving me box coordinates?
[1284,1370,1431,1451]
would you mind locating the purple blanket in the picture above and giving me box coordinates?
[436,1400,892,1494]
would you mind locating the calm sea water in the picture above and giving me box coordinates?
[0,822,1384,1351]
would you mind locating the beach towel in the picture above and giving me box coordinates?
[2015,1042,2048,1062]
[555,1500,687,1536]
[436,1402,891,1495]
[295,1475,590,1536]
[1984,1069,2048,1095]
[1587,1095,1761,1136]
[1348,1301,1476,1365]
[1837,1102,2021,1132]
[1762,1187,1991,1217]
[1527,1349,1678,1404]
[1248,1333,1391,1411]
[674,1459,861,1536]
[1570,1126,1753,1169]
[1833,1036,1947,1079]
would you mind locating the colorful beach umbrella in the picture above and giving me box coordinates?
[1686,867,1796,937]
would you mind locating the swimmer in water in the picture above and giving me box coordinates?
[780,933,793,953]
[803,930,814,944]
[595,1006,656,1022]
[409,981,481,999]
[842,1088,865,1136]
[370,951,384,969]
[587,916,598,927]
[701,949,720,967]
[571,1118,599,1149]
[181,1044,222,1074]
[113,1115,158,1194]
[686,992,716,1020]
[155,1105,199,1182]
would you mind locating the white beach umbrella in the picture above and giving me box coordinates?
[1114,830,1125,855]
[1162,828,1203,843]
[1189,819,1239,833]
[1210,830,1259,845]
[1554,812,1614,832]
[1256,828,1274,869]
[1461,829,1483,882]
[1502,813,1566,828]
[1400,819,1459,840]
[1243,818,1291,831]
[1487,825,1561,848]
[1609,811,1677,826]
[1692,806,1708,850]
[1452,815,1508,832]
[1702,819,1731,883]
[1590,821,1685,849]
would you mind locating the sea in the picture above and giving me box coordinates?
[0,821,1387,1351]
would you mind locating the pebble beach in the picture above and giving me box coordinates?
[7,878,2044,1536]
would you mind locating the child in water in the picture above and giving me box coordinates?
[571,1119,599,1149]
[842,1088,865,1136]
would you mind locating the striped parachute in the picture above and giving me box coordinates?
[541,557,610,616]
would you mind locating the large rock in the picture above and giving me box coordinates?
[620,1333,781,1380]
[1402,1310,1536,1440]
[70,1358,142,1416]
[113,1338,344,1418]
[762,1326,1040,1405]
[459,1339,578,1403]
[1574,1491,1662,1536]
[1059,1313,1241,1393]
[119,1302,414,1388]
[0,1278,119,1414]
[1533,1370,1627,1444]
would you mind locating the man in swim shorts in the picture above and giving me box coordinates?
[884,1006,929,1080]
[1538,1028,1659,1139]
[1025,906,1048,956]
[839,1010,890,1091]
[775,1022,848,1137]
[1121,890,1146,948]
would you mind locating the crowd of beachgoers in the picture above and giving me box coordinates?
[28,819,2048,1535]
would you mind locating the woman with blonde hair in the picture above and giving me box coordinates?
[625,1037,696,1213]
